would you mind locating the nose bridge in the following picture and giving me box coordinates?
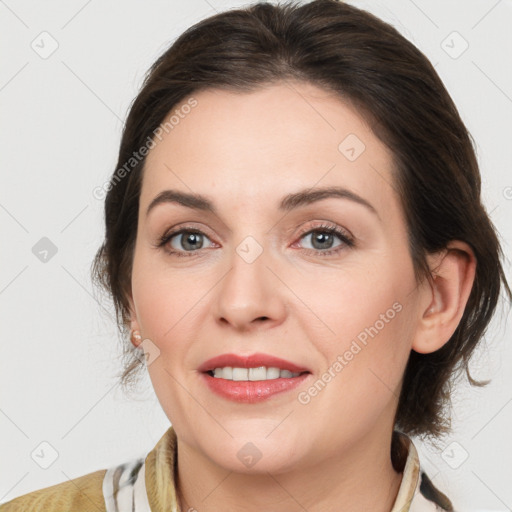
[212,232,286,329]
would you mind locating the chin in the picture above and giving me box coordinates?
[199,430,305,475]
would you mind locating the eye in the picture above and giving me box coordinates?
[156,222,354,258]
[296,223,354,256]
[157,227,215,257]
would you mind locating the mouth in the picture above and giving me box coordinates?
[198,353,312,403]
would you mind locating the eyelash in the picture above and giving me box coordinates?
[156,222,355,258]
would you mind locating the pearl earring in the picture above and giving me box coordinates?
[131,329,142,347]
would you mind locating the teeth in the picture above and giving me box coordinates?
[211,366,301,381]
[232,368,248,381]
[266,367,280,379]
[249,366,266,381]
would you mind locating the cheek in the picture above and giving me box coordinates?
[302,259,413,392]
[131,250,206,341]
[131,255,201,424]
[293,288,412,445]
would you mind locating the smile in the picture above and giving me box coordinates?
[208,366,303,380]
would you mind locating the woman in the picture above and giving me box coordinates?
[1,0,509,511]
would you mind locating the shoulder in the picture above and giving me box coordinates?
[0,427,175,512]
[0,468,107,512]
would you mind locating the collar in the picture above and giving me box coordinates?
[391,431,421,511]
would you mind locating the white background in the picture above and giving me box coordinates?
[1,0,511,510]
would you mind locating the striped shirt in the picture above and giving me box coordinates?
[0,427,453,511]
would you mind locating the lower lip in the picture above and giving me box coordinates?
[201,372,310,403]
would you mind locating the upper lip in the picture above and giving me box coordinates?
[198,352,311,373]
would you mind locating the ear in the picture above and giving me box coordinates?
[127,292,142,348]
[411,241,476,354]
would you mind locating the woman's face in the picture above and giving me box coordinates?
[129,81,430,473]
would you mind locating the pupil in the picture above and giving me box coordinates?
[184,233,202,250]
[313,232,332,249]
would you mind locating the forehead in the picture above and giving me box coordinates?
[141,81,399,219]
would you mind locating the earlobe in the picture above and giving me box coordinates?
[412,241,476,355]
[127,293,142,348]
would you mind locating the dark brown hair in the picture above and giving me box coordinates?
[91,0,511,438]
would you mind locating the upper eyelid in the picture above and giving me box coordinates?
[296,222,352,237]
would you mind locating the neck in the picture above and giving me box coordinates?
[175,425,404,512]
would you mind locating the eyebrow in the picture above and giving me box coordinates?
[145,186,379,219]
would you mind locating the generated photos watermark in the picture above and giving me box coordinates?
[92,97,198,200]
[297,301,403,405]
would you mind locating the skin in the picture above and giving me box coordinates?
[128,81,476,512]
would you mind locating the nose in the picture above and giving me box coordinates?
[211,243,287,332]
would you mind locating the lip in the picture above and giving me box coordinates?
[200,372,310,403]
[198,352,310,373]
[198,352,312,404]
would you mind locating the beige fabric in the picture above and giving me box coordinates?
[0,468,107,511]
[144,426,179,512]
